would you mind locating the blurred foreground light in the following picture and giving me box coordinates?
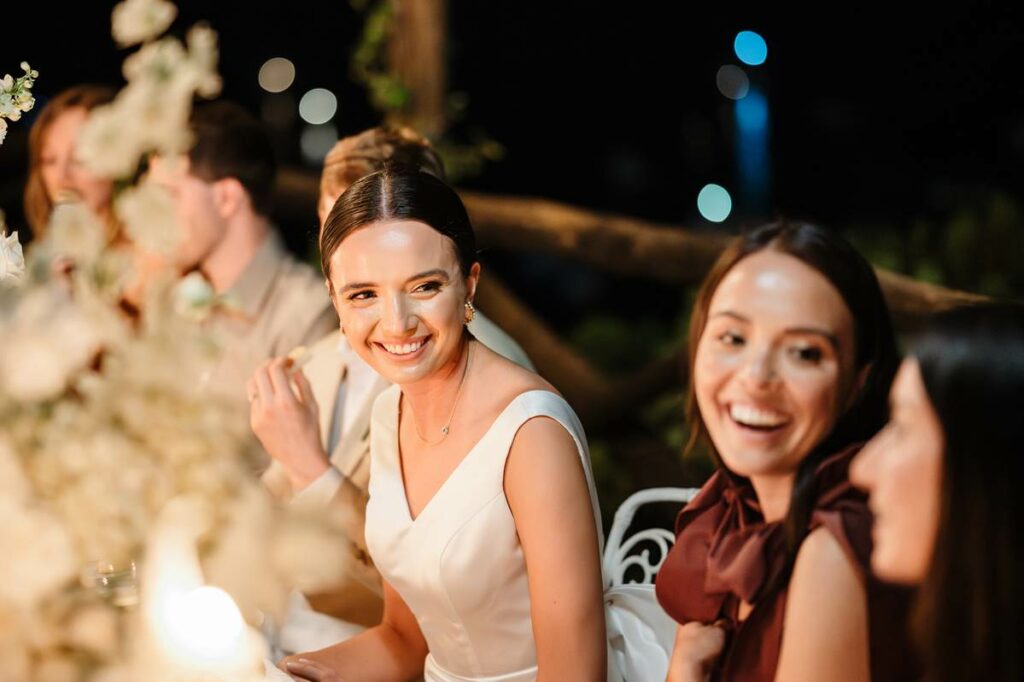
[716,65,750,100]
[163,586,246,669]
[298,88,338,125]
[697,184,732,223]
[301,123,339,165]
[258,57,295,93]
[734,31,767,66]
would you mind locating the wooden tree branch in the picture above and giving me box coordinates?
[475,275,614,423]
[274,168,987,434]
[461,190,731,284]
[460,190,987,325]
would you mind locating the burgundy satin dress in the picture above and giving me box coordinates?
[655,446,918,681]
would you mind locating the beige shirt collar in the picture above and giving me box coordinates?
[222,231,288,318]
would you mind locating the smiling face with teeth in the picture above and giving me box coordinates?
[693,250,860,501]
[327,219,479,385]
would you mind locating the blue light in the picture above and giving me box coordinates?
[697,184,732,223]
[734,31,767,66]
[735,88,768,133]
[734,87,770,212]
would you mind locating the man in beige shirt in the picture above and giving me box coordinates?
[149,101,336,404]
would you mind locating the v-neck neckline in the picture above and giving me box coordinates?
[389,388,556,524]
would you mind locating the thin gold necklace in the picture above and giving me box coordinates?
[404,342,472,447]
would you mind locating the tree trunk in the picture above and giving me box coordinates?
[388,0,448,137]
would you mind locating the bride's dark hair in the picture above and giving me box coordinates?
[319,164,477,282]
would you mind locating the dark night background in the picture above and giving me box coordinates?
[3,1,1024,329]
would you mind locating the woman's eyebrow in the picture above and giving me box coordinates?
[709,310,748,322]
[338,280,376,294]
[337,269,451,295]
[406,269,450,283]
[785,327,840,349]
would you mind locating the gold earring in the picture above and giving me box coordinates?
[464,301,476,324]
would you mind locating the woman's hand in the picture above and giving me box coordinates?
[666,621,728,682]
[248,356,330,490]
[279,655,345,681]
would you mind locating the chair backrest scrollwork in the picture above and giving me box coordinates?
[602,487,700,588]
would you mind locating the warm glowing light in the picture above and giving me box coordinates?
[258,57,296,93]
[141,498,263,678]
[163,587,246,667]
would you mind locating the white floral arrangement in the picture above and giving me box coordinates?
[0,1,346,680]
[0,211,25,286]
[0,61,38,145]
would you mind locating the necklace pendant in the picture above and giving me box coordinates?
[441,426,450,435]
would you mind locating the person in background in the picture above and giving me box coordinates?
[277,166,605,681]
[24,84,116,240]
[655,222,917,681]
[148,100,337,402]
[851,303,1024,682]
[251,126,531,650]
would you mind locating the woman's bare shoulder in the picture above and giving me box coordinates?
[473,340,557,399]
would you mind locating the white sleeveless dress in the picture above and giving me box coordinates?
[364,385,671,682]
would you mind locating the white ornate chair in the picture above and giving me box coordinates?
[603,487,700,587]
[602,487,699,681]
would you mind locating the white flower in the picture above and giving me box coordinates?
[1,217,25,285]
[112,0,177,47]
[116,181,179,255]
[75,102,148,179]
[0,288,106,402]
[184,25,222,98]
[45,201,107,263]
[0,498,78,609]
[0,61,38,132]
[0,437,31,502]
[174,271,216,318]
[66,606,120,660]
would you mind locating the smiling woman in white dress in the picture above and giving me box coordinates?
[278,166,607,682]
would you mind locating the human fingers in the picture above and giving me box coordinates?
[284,658,342,681]
[290,368,319,411]
[267,357,299,405]
[253,361,276,403]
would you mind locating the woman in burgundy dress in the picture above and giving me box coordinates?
[655,222,917,681]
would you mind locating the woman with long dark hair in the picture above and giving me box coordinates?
[851,303,1024,682]
[655,222,916,681]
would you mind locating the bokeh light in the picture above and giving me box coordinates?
[257,57,295,93]
[734,31,768,66]
[716,65,750,100]
[697,184,733,223]
[298,88,337,125]
[300,123,339,165]
[736,88,769,133]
